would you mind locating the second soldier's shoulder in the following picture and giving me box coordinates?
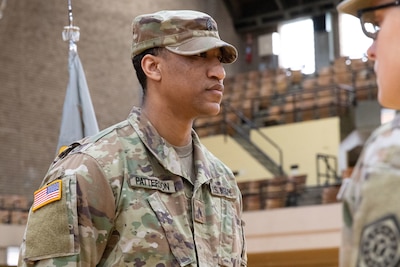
[370,113,400,140]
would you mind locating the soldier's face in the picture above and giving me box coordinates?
[366,0,400,109]
[157,48,226,119]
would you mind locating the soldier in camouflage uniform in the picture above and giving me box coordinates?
[18,10,247,267]
[337,0,400,266]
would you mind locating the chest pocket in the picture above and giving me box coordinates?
[148,192,197,266]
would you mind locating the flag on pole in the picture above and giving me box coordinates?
[56,48,99,154]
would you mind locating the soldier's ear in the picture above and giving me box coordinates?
[142,54,161,82]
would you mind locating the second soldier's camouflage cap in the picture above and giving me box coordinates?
[131,10,238,63]
[337,0,374,17]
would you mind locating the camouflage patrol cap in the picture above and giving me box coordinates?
[131,10,238,63]
[337,0,374,17]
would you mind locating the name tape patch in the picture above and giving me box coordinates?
[210,184,235,199]
[129,176,176,193]
[32,180,62,212]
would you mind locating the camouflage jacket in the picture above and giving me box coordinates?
[339,114,400,267]
[19,107,247,267]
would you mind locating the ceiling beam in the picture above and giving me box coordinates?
[274,0,284,12]
[222,0,243,19]
[233,0,341,32]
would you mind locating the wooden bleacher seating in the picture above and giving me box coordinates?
[238,180,262,211]
[261,176,288,209]
[11,210,29,224]
[333,57,353,87]
[0,194,30,225]
[288,69,303,85]
[274,72,289,94]
[322,185,341,204]
[238,174,308,211]
[350,58,368,71]
[0,194,29,210]
[0,210,10,224]
[193,56,377,138]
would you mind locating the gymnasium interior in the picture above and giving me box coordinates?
[0,0,383,266]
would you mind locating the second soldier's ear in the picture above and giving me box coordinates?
[141,54,161,82]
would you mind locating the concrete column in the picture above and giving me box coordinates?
[0,247,6,265]
[313,13,331,71]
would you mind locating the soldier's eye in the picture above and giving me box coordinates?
[194,52,207,58]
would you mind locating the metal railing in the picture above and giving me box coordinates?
[222,102,284,176]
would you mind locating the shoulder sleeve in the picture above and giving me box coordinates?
[19,153,117,266]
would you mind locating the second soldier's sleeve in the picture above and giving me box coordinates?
[339,126,400,267]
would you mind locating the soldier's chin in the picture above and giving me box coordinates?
[208,104,221,116]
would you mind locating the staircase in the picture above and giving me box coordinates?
[222,104,285,177]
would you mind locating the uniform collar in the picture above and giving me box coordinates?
[127,107,236,196]
[127,107,210,183]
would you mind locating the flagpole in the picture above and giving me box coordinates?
[67,0,73,27]
[0,0,7,20]
[62,0,79,51]
[57,0,99,154]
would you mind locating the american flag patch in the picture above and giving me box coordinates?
[32,180,62,212]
